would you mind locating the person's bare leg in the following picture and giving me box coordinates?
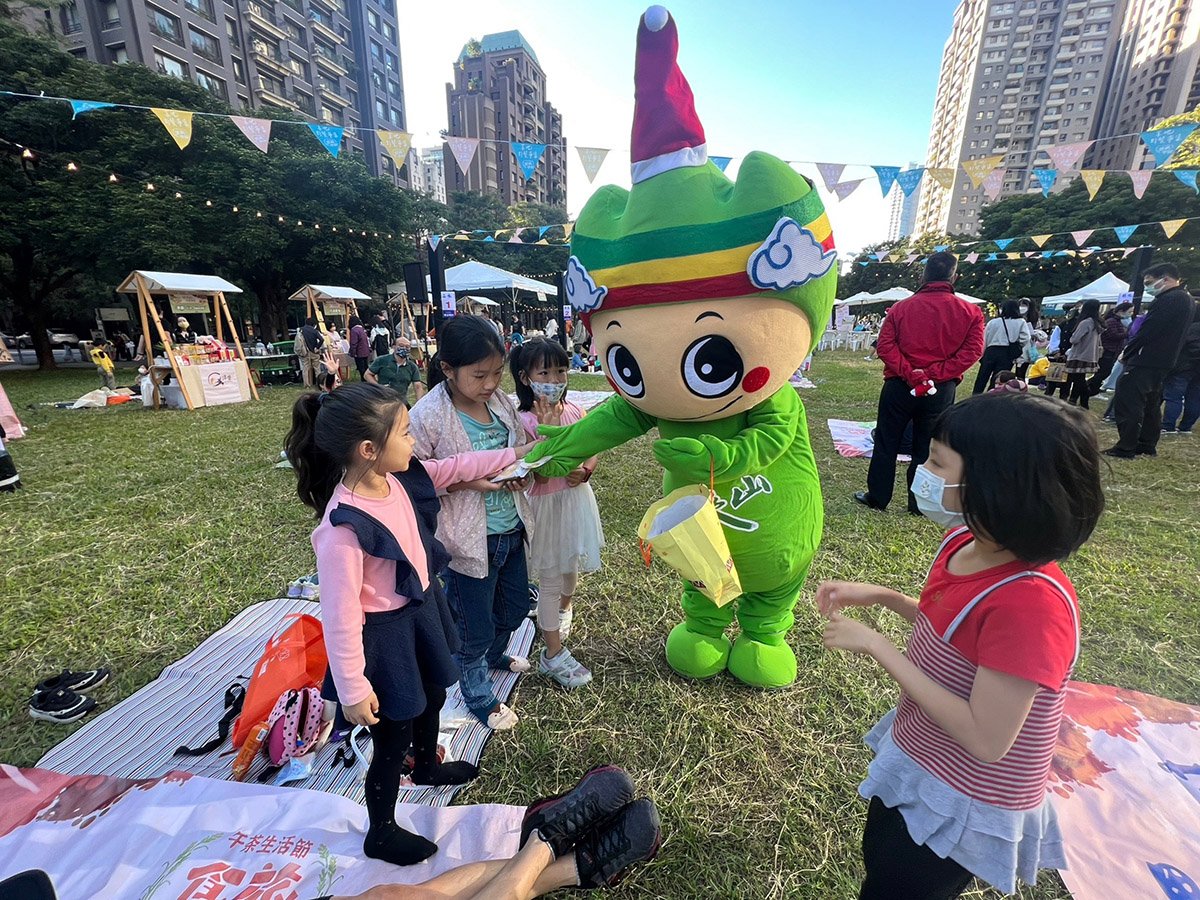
[331,840,577,900]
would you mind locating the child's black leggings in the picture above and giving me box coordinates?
[859,797,974,900]
[363,682,446,828]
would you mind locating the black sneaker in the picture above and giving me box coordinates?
[527,582,540,618]
[1103,447,1136,460]
[29,688,96,723]
[521,764,636,857]
[35,668,110,694]
[574,798,663,889]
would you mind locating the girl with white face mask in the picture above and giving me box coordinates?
[814,393,1105,900]
[511,339,606,689]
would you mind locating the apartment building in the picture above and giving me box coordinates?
[916,0,1126,237]
[443,30,566,207]
[24,0,410,186]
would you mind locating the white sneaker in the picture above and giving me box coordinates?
[486,703,519,730]
[539,648,592,689]
[558,607,574,641]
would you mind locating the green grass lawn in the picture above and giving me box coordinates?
[1,355,1197,899]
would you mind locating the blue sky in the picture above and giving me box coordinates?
[401,0,963,252]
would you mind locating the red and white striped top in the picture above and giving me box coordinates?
[891,529,1079,811]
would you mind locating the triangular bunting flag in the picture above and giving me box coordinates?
[70,100,115,119]
[962,154,1005,188]
[965,252,979,264]
[1045,140,1093,171]
[889,252,903,263]
[1140,123,1198,167]
[1024,252,1038,259]
[512,142,547,180]
[508,232,523,243]
[905,254,918,264]
[1081,170,1106,200]
[1006,253,1021,260]
[1113,224,1138,244]
[873,251,889,261]
[576,147,609,183]
[377,130,412,166]
[934,245,949,252]
[1128,170,1153,199]
[1123,247,1137,259]
[563,222,575,237]
[230,116,271,153]
[1078,248,1094,257]
[710,156,732,172]
[447,136,480,174]
[895,168,925,197]
[928,167,956,190]
[832,179,863,201]
[816,162,846,192]
[1160,219,1187,239]
[307,123,344,157]
[151,108,193,149]
[872,166,901,196]
[986,253,998,261]
[982,168,1005,201]
[858,261,869,267]
[1041,251,1053,259]
[1172,170,1199,193]
[538,226,550,238]
[1034,169,1058,197]
[994,238,1014,250]
[1070,230,1094,247]
[1030,234,1052,247]
[428,235,441,251]
[482,235,495,242]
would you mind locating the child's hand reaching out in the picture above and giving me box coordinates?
[344,692,380,726]
[814,581,884,617]
[822,612,884,656]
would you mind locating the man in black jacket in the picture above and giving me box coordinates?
[1105,263,1197,458]
[1162,303,1200,435]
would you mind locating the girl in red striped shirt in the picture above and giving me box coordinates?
[817,392,1104,899]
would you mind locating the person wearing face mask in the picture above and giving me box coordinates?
[511,339,604,690]
[1088,302,1134,396]
[816,392,1103,900]
[1105,264,1197,459]
[365,338,426,407]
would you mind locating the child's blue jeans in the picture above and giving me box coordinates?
[443,528,529,722]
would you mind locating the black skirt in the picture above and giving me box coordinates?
[322,582,461,721]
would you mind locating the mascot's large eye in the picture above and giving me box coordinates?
[605,343,645,398]
[681,335,743,398]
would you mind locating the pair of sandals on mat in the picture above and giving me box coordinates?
[28,668,110,724]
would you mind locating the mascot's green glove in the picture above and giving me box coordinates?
[524,396,658,478]
[524,424,580,478]
[651,435,730,483]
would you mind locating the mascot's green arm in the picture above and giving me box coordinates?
[652,387,800,483]
[525,395,657,477]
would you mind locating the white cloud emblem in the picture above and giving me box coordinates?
[565,255,607,313]
[747,217,837,291]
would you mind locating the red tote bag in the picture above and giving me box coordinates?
[232,613,327,748]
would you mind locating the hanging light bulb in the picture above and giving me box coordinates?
[314,223,320,229]
[66,162,78,172]
[232,205,239,213]
[206,200,213,207]
[21,148,33,159]
[256,211,262,218]
[332,226,337,232]
[297,220,303,226]
[175,191,183,199]
[109,173,118,182]
[146,182,155,191]
[278,216,284,222]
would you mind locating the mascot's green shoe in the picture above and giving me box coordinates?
[727,634,798,688]
[665,623,732,679]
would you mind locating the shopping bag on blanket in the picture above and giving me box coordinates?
[637,467,741,607]
[1046,361,1068,383]
[232,613,327,748]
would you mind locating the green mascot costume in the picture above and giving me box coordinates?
[528,5,837,689]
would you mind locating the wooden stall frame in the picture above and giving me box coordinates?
[130,272,260,410]
[303,285,360,334]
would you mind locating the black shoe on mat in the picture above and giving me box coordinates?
[29,688,96,723]
[35,668,110,694]
[521,764,636,858]
[574,798,663,889]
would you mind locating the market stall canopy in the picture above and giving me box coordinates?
[287,285,371,302]
[954,292,989,306]
[427,260,558,296]
[117,271,242,294]
[836,291,876,306]
[1042,272,1131,304]
[463,295,500,306]
[870,287,915,301]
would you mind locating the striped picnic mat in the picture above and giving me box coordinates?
[37,597,534,807]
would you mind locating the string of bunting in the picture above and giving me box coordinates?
[5,92,1198,196]
[854,244,1159,268]
[0,90,565,182]
[5,137,402,241]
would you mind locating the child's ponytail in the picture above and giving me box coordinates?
[285,384,407,517]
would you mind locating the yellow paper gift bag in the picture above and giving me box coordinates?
[637,482,742,607]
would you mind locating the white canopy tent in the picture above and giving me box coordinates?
[117,271,243,295]
[836,291,876,306]
[426,260,558,296]
[1042,272,1131,304]
[288,284,370,330]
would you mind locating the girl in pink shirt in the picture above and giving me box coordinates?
[511,339,605,689]
[285,383,522,868]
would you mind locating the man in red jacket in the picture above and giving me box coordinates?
[856,252,984,513]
